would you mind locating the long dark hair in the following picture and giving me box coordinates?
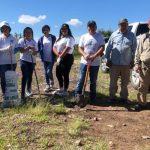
[23,27,34,38]
[57,23,74,42]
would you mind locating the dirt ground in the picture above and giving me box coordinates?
[1,59,150,150]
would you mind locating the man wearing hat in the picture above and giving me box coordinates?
[0,21,17,101]
[105,18,137,104]
[75,20,105,106]
[134,19,150,110]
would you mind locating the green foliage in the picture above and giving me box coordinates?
[14,33,23,41]
[73,44,80,58]
[98,29,113,38]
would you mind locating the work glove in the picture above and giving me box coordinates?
[56,57,61,65]
[134,64,141,73]
[29,49,33,55]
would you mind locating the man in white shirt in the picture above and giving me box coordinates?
[75,20,105,107]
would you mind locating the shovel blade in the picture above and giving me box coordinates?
[75,94,88,108]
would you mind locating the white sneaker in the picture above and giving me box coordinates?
[44,85,50,92]
[26,90,33,97]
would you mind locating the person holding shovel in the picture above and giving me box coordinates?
[133,19,150,111]
[18,27,38,102]
[0,21,18,101]
[75,20,105,106]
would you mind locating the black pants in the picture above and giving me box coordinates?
[56,54,74,91]
[20,60,35,97]
[0,64,17,94]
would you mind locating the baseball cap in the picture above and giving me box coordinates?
[61,23,69,29]
[118,18,128,24]
[0,21,10,28]
[0,21,11,32]
[87,20,97,27]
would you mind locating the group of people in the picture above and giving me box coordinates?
[0,18,150,110]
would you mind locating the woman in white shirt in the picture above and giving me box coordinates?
[53,23,75,96]
[38,25,56,92]
[0,21,17,98]
[18,27,38,102]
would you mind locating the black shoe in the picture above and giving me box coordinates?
[119,98,128,104]
[21,96,27,105]
[109,99,116,105]
[133,104,146,111]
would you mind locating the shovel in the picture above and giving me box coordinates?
[76,64,90,108]
[30,53,41,100]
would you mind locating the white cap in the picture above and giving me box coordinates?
[0,21,11,33]
[0,21,10,28]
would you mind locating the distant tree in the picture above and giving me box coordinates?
[98,29,113,38]
[14,33,23,41]
[73,44,80,57]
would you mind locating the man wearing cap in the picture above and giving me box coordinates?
[75,20,105,107]
[0,21,17,100]
[105,18,137,104]
[133,19,150,110]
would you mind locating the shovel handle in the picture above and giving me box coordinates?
[83,64,90,94]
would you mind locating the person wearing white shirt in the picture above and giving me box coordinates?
[17,27,38,102]
[75,20,105,107]
[38,25,56,92]
[53,23,75,96]
[0,21,17,98]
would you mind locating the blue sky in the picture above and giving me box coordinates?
[0,0,150,42]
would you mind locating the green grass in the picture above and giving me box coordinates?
[50,103,67,114]
[67,117,89,137]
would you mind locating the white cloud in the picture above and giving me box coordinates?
[18,15,46,25]
[66,19,82,27]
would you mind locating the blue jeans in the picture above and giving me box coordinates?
[0,64,17,94]
[75,63,99,100]
[43,61,54,86]
[20,60,35,98]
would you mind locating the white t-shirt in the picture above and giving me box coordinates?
[79,32,105,66]
[54,36,75,54]
[18,38,38,63]
[43,36,52,62]
[0,34,17,65]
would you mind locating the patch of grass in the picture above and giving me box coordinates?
[24,102,50,115]
[39,137,49,149]
[67,117,89,137]
[51,104,67,114]
[30,114,49,123]
[0,137,6,150]
[92,142,108,150]
[41,127,64,137]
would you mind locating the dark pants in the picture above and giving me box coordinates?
[43,61,54,86]
[75,63,99,101]
[20,60,35,97]
[56,54,74,91]
[0,64,17,94]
